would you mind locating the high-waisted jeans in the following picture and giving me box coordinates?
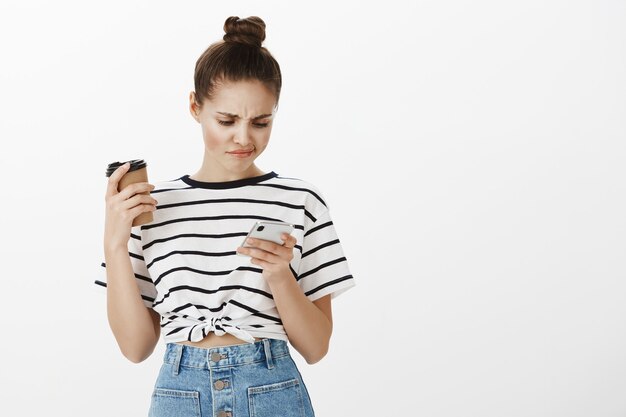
[148,338,316,417]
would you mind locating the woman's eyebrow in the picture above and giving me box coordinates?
[216,111,273,120]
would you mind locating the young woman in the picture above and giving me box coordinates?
[96,16,356,417]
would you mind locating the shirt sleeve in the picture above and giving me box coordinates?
[93,225,157,308]
[296,208,356,302]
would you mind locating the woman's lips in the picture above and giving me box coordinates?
[228,150,253,158]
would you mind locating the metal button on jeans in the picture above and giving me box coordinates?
[210,352,222,362]
[214,380,226,390]
[217,411,231,417]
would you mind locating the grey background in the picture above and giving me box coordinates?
[1,0,625,416]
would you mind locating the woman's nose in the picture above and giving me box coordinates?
[234,124,252,145]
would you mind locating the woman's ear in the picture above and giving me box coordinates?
[189,92,200,121]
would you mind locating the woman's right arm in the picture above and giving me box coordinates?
[103,162,159,363]
[104,244,160,363]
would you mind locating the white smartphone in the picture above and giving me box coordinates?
[237,220,295,256]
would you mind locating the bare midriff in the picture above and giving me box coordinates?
[175,331,263,348]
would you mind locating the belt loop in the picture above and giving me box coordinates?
[172,344,183,376]
[263,338,274,370]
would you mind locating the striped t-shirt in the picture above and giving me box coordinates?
[94,171,356,344]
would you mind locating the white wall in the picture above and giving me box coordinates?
[1,0,624,416]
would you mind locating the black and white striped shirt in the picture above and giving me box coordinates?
[94,171,356,344]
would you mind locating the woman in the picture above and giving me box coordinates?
[95,16,356,417]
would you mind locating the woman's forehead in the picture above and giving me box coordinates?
[207,80,276,115]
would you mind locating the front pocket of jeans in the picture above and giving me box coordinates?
[149,388,201,417]
[248,378,305,417]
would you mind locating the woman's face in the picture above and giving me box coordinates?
[189,79,276,178]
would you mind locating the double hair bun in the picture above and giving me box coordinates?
[223,16,266,48]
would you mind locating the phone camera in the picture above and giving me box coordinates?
[256,225,265,232]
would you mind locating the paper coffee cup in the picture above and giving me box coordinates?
[106,159,153,227]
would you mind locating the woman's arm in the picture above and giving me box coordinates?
[268,277,333,364]
[104,245,160,363]
[238,234,336,364]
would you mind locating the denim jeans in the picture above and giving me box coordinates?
[148,338,316,417]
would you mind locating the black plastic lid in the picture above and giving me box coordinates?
[106,159,147,177]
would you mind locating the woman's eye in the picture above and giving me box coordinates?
[217,120,269,128]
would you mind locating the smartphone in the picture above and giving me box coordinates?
[237,220,295,256]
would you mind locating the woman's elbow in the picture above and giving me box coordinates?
[121,338,158,364]
[124,347,153,364]
[305,341,330,365]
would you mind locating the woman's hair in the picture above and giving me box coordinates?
[193,16,282,110]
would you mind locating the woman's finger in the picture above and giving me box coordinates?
[282,233,297,249]
[105,162,130,198]
[240,246,281,263]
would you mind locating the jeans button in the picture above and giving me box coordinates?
[210,352,222,362]
[217,411,231,417]
[214,380,226,390]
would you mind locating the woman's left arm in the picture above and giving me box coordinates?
[236,234,333,364]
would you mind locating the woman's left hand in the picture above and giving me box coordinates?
[236,233,297,284]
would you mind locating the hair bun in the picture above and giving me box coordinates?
[223,16,266,48]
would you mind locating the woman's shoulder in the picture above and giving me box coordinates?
[273,172,324,194]
[149,175,188,191]
[272,172,330,213]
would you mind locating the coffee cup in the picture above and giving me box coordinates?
[106,159,153,227]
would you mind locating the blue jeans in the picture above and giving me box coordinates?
[148,338,316,417]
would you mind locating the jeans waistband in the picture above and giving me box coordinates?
[164,338,290,373]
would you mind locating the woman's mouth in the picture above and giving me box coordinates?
[228,150,254,158]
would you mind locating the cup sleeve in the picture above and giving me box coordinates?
[93,226,157,309]
[295,208,356,302]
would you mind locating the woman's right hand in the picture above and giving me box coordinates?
[104,162,158,250]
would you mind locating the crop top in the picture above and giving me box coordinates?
[94,171,356,344]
